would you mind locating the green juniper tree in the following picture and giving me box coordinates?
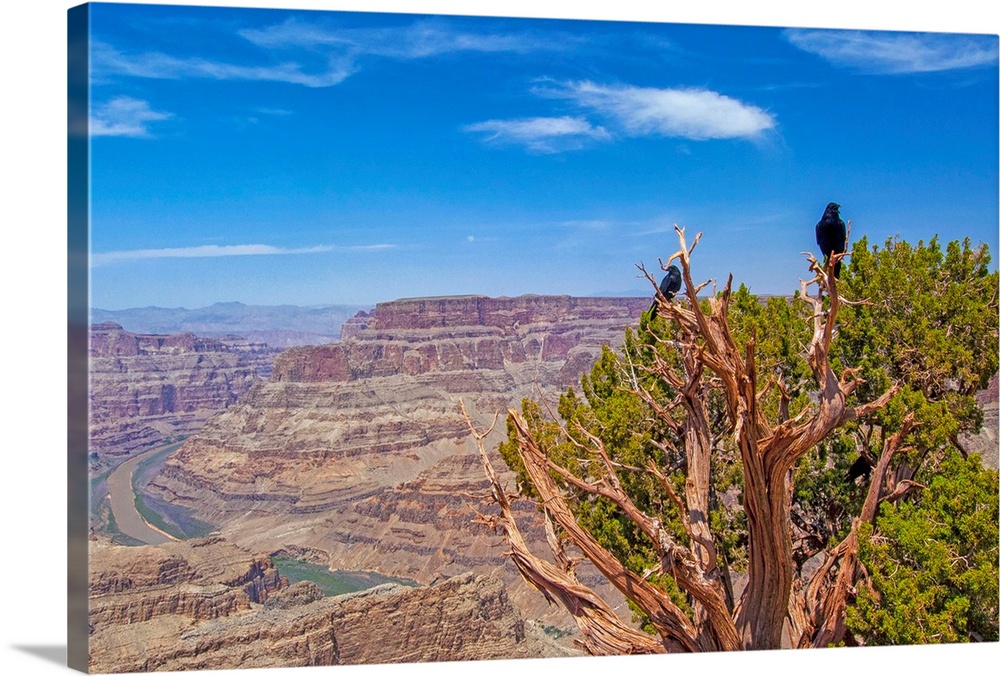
[472,228,998,653]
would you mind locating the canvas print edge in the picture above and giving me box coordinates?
[68,1,999,673]
[68,4,91,672]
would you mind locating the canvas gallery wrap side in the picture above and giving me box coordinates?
[67,2,1000,672]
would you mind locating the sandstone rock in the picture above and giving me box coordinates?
[146,295,648,625]
[88,537,287,629]
[263,581,324,610]
[339,309,372,340]
[88,323,281,465]
[87,536,572,674]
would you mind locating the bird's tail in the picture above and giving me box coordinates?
[648,301,658,320]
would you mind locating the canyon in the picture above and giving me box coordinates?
[143,295,650,622]
[86,293,999,671]
[87,294,651,670]
[88,322,281,469]
[88,535,570,672]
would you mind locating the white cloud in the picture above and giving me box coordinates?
[254,107,293,116]
[545,81,776,140]
[90,96,172,137]
[463,115,612,153]
[784,29,998,74]
[90,243,394,266]
[92,19,559,90]
[238,18,557,59]
[92,40,353,88]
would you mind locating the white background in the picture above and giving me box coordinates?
[1,1,997,675]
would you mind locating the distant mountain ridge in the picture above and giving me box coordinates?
[91,301,371,348]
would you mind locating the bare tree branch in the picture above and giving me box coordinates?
[478,226,917,653]
[801,415,917,647]
[460,400,670,655]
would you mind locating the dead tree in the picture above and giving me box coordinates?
[473,226,906,653]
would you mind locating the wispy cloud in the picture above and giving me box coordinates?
[254,107,293,116]
[91,243,393,266]
[92,40,353,88]
[91,96,172,137]
[238,17,560,59]
[543,81,777,141]
[464,80,775,152]
[93,18,560,90]
[463,116,612,153]
[784,29,999,74]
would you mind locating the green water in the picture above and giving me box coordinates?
[131,440,217,540]
[273,557,418,597]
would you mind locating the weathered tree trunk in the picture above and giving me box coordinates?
[474,227,900,653]
[798,416,916,647]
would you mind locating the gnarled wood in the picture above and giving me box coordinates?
[477,229,903,653]
[463,403,670,655]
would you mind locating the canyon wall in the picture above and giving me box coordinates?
[89,322,281,466]
[148,295,649,620]
[88,536,563,673]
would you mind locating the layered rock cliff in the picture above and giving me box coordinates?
[88,536,564,673]
[89,322,281,467]
[147,295,648,619]
[88,536,286,629]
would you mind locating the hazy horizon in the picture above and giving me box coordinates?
[90,288,664,313]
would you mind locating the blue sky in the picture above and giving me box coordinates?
[85,2,999,309]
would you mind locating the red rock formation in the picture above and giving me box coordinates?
[338,310,372,340]
[89,562,566,673]
[148,294,649,624]
[273,295,648,384]
[88,537,286,629]
[88,323,281,464]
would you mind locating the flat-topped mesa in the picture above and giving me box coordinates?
[371,294,643,331]
[274,294,650,383]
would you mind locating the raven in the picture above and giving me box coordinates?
[815,202,847,277]
[649,265,682,319]
[845,455,873,482]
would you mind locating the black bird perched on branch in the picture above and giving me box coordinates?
[815,202,847,277]
[845,455,873,482]
[649,264,682,320]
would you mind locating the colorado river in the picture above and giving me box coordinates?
[105,444,180,545]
